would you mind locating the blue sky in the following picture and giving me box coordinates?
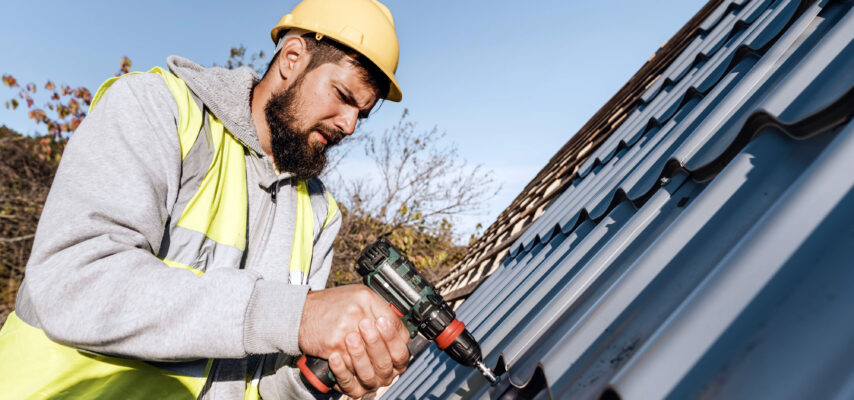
[1,0,706,238]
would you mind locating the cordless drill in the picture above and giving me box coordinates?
[297,238,497,393]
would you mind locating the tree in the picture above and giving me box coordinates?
[2,57,132,138]
[325,110,499,286]
[1,57,131,161]
[0,126,62,323]
[215,45,268,76]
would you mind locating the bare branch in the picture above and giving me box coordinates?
[0,234,35,244]
[328,108,500,285]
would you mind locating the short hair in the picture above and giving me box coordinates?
[264,32,390,100]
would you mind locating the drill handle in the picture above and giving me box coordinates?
[297,355,337,394]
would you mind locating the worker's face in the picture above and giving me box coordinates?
[265,58,378,179]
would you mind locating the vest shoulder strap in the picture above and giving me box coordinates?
[90,67,203,160]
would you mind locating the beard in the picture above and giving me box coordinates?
[264,74,345,180]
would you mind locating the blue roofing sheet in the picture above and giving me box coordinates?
[385,0,854,398]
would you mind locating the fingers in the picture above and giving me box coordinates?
[391,313,412,344]
[336,318,410,397]
[377,316,410,374]
[300,284,413,397]
[328,352,366,399]
[359,319,394,385]
[346,331,381,391]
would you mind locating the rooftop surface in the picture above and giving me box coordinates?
[389,0,854,398]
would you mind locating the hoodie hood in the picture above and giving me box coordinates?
[166,55,265,156]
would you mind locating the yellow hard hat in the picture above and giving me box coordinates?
[271,0,402,102]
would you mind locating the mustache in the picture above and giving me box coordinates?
[313,123,346,147]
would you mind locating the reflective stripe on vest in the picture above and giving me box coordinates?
[0,68,338,400]
[0,313,213,400]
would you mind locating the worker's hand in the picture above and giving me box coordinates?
[299,284,410,397]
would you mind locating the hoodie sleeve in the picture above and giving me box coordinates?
[18,73,306,360]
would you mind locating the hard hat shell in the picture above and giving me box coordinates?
[271,0,402,102]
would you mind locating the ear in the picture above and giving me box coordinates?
[277,36,309,81]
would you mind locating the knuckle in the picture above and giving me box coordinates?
[349,346,366,358]
[363,331,380,345]
[355,285,371,297]
[337,373,353,388]
[360,370,377,384]
[357,381,376,394]
[393,347,410,362]
[393,356,409,370]
[378,323,396,340]
[375,360,393,373]
[345,303,362,318]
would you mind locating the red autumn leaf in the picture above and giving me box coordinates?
[51,92,60,100]
[26,98,34,107]
[73,87,91,102]
[2,75,18,88]
[68,98,80,115]
[118,56,132,76]
[27,109,46,122]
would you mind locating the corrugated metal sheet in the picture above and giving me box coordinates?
[434,0,729,303]
[384,0,854,398]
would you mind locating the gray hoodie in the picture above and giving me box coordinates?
[14,56,339,399]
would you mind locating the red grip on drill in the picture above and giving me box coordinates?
[297,355,332,393]
[435,318,465,350]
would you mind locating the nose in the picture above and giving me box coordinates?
[333,107,359,135]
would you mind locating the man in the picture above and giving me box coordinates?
[0,0,408,398]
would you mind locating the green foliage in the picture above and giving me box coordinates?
[329,202,465,287]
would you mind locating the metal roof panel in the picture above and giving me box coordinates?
[385,0,854,398]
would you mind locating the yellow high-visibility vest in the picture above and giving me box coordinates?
[0,68,338,400]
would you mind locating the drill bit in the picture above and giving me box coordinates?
[475,360,498,384]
